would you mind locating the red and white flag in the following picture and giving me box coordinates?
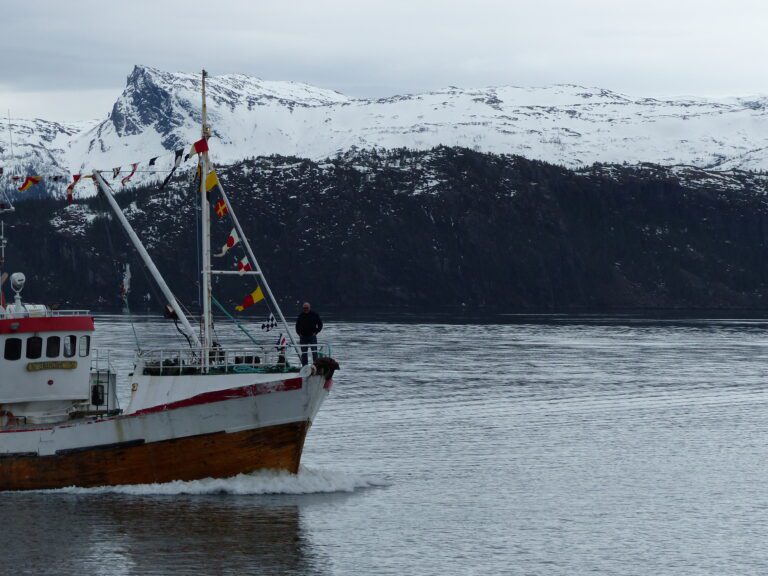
[66,174,82,204]
[214,228,240,257]
[121,163,138,186]
[237,256,252,275]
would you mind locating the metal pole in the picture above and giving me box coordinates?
[93,170,202,348]
[200,69,213,370]
[0,221,5,310]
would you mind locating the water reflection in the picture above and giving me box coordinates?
[3,495,330,576]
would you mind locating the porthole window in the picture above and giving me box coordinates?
[4,338,21,361]
[26,336,42,360]
[63,335,76,358]
[46,336,61,358]
[79,335,90,357]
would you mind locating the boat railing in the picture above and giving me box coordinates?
[90,348,115,374]
[0,309,90,319]
[136,343,332,376]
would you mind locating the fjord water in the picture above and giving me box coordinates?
[6,315,768,575]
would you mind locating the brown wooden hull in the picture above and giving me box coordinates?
[0,421,310,491]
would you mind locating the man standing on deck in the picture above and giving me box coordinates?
[296,302,323,366]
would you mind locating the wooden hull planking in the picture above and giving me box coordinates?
[0,421,310,491]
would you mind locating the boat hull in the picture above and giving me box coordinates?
[0,421,309,491]
[0,372,331,491]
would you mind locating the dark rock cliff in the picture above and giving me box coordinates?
[6,147,768,313]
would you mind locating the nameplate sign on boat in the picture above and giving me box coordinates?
[26,361,78,372]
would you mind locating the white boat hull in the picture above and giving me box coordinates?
[0,371,332,490]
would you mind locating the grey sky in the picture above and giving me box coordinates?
[2,0,767,120]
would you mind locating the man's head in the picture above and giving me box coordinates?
[302,302,311,312]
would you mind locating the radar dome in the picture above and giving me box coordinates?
[10,272,25,293]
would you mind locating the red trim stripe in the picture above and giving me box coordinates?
[0,316,94,335]
[0,377,304,436]
[132,377,303,416]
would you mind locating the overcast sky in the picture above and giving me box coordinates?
[1,0,767,121]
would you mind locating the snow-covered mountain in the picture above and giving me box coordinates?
[3,65,768,193]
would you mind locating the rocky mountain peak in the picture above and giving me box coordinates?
[6,66,768,198]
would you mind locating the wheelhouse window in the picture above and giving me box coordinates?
[26,336,42,360]
[46,336,61,358]
[4,338,21,361]
[63,335,76,358]
[79,335,90,357]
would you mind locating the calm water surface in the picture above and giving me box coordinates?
[5,316,768,575]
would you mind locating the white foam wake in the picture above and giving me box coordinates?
[33,467,389,496]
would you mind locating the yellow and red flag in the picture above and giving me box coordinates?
[18,176,41,192]
[235,286,264,312]
[214,198,228,218]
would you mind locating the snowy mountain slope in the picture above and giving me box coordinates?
[3,65,768,195]
[0,118,97,178]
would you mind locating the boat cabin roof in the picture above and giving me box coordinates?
[0,308,93,335]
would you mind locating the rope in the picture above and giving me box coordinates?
[97,193,143,350]
[122,295,141,350]
[211,294,259,346]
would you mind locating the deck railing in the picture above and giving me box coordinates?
[0,309,90,319]
[136,343,332,376]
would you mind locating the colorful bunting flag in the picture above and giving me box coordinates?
[121,163,138,186]
[66,174,81,204]
[237,256,252,275]
[214,198,228,218]
[4,138,223,199]
[262,313,277,332]
[235,286,264,312]
[214,228,240,257]
[189,138,209,157]
[160,169,176,190]
[205,169,219,192]
[18,176,41,192]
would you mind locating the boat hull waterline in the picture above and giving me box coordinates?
[0,373,331,491]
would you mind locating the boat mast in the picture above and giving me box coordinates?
[93,171,202,349]
[0,112,15,309]
[199,73,297,354]
[200,69,214,364]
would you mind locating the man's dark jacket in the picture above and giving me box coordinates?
[296,311,323,337]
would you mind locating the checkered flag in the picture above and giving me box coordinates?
[261,313,277,332]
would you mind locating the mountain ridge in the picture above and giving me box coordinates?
[3,65,768,196]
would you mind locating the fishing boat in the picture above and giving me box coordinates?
[0,71,338,491]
